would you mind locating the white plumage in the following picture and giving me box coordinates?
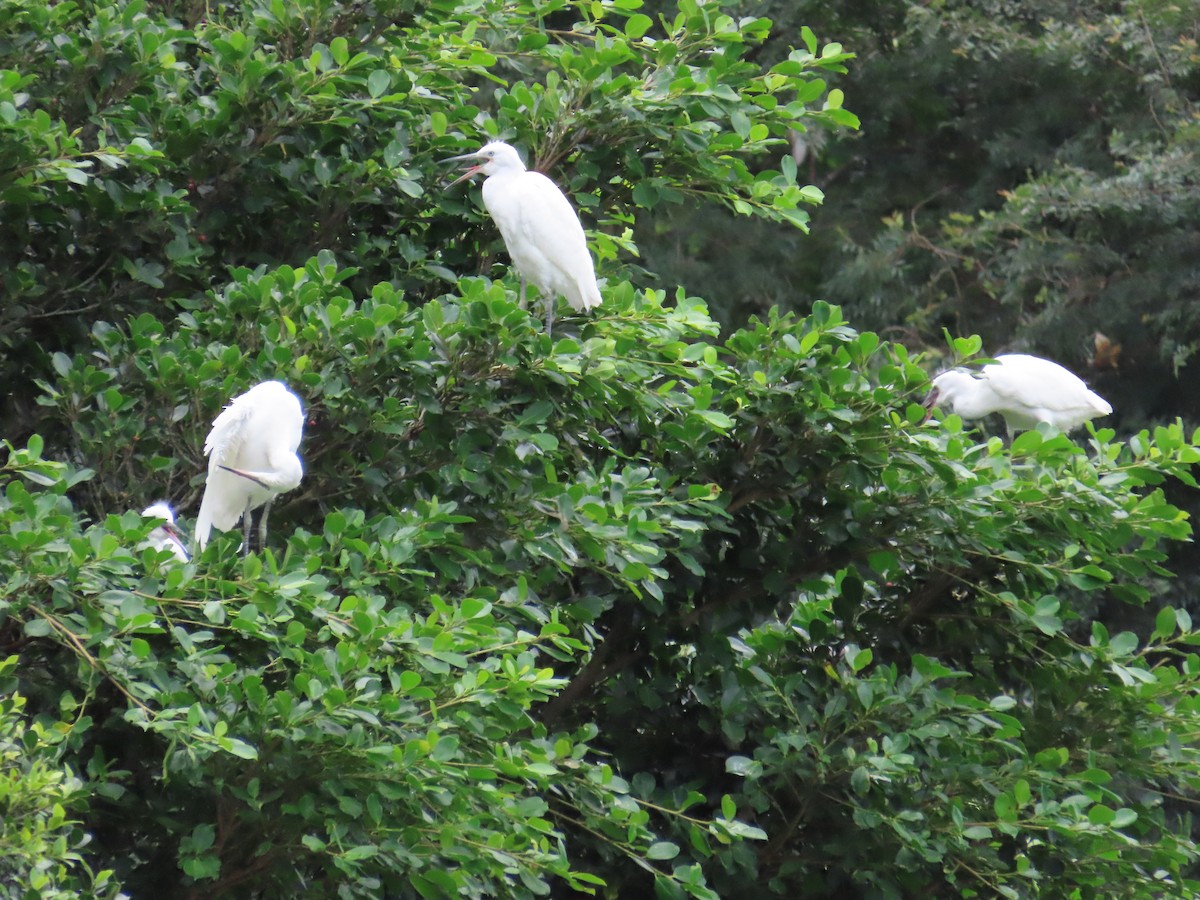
[141,502,189,562]
[195,380,305,553]
[925,353,1112,435]
[445,141,601,331]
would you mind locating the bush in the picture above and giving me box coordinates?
[4,1,1200,897]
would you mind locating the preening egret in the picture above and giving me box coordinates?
[924,353,1112,435]
[195,380,305,555]
[444,141,602,334]
[141,502,189,562]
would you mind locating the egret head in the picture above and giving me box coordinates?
[922,369,975,419]
[442,141,526,186]
[142,502,182,541]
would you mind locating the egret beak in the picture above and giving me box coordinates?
[165,524,191,560]
[921,387,939,422]
[219,464,271,489]
[441,151,487,187]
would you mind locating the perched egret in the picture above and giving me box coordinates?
[924,353,1112,435]
[141,502,189,562]
[444,140,602,334]
[195,380,305,555]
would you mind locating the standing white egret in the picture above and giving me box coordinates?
[195,380,305,555]
[141,502,189,562]
[924,353,1112,435]
[443,140,602,334]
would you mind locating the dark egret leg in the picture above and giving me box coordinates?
[240,498,253,558]
[259,498,273,552]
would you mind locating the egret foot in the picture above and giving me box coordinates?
[258,499,273,553]
[240,498,253,558]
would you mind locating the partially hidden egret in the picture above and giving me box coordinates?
[141,502,189,562]
[924,353,1112,436]
[195,380,305,555]
[444,141,602,334]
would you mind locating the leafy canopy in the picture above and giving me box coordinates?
[4,1,1200,899]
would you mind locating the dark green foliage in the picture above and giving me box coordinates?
[0,0,846,435]
[0,669,123,900]
[640,0,1200,413]
[4,1,1200,899]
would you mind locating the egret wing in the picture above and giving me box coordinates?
[196,391,261,547]
[488,172,600,310]
[979,355,1108,427]
[986,355,1096,412]
[516,173,589,246]
[204,390,256,467]
[195,382,304,549]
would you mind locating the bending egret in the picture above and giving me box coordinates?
[195,380,304,555]
[141,502,189,562]
[924,353,1112,435]
[443,141,602,334]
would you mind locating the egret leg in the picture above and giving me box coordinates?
[240,498,253,558]
[544,297,555,338]
[259,498,273,552]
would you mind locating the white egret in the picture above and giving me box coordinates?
[924,353,1112,435]
[141,502,189,562]
[443,140,602,334]
[195,380,305,555]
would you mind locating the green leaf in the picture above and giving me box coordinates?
[367,70,390,98]
[694,409,734,430]
[1111,808,1137,829]
[1010,429,1043,455]
[221,739,259,760]
[23,619,51,638]
[850,648,873,672]
[399,671,422,692]
[645,841,679,861]
[1087,804,1116,826]
[330,37,349,65]
[851,767,869,796]
[952,334,982,357]
[725,756,762,778]
[1108,631,1138,657]
[1153,606,1177,640]
[625,13,652,38]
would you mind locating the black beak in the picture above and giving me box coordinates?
[219,465,271,489]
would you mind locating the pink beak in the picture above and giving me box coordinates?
[442,151,487,187]
[921,387,939,423]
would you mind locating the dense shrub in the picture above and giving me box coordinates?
[4,1,1200,898]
